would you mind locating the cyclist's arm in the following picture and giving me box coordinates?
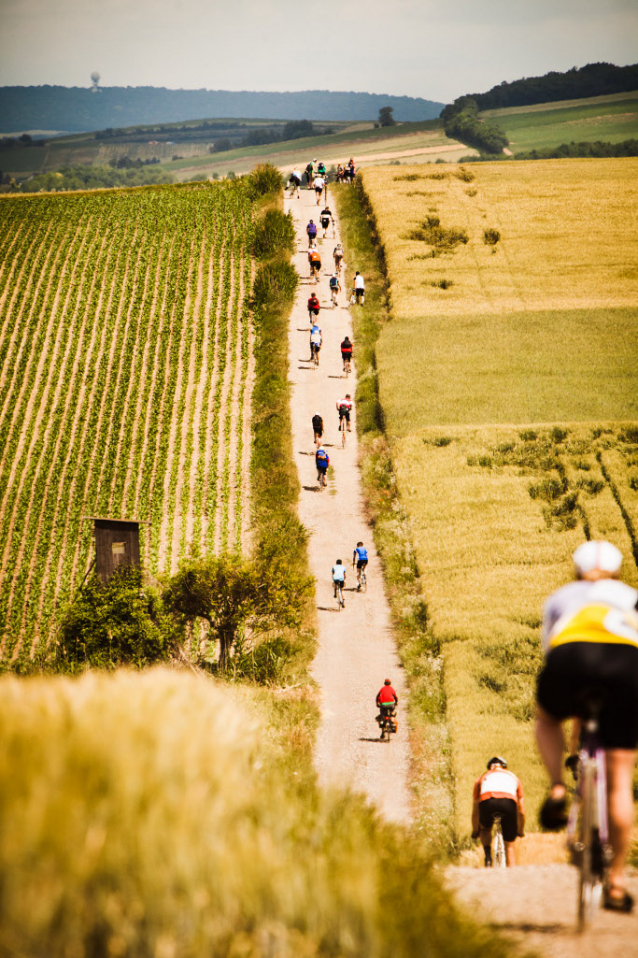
[352,550,357,567]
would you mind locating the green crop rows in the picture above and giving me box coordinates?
[0,182,254,664]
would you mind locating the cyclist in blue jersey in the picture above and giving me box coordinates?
[353,541,368,591]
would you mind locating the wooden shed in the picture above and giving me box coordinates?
[85,517,148,583]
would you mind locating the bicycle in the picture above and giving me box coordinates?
[492,815,507,869]
[343,357,351,377]
[310,342,320,367]
[340,417,347,448]
[359,566,367,593]
[334,580,345,610]
[566,693,611,931]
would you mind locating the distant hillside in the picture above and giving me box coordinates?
[471,61,638,110]
[0,87,445,134]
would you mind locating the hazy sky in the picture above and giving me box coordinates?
[1,0,637,103]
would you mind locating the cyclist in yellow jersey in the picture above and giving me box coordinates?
[536,540,638,912]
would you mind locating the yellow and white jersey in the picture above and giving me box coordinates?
[543,579,638,654]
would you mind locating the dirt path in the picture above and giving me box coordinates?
[285,187,411,826]
[446,864,638,957]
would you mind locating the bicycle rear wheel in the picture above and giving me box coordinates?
[493,822,506,868]
[360,571,367,593]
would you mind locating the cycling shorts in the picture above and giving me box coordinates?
[537,641,638,749]
[479,797,518,843]
[356,559,368,570]
[309,306,319,314]
[341,351,352,360]
[338,408,351,421]
[354,287,364,300]
[310,261,321,271]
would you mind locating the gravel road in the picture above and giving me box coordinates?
[285,184,411,825]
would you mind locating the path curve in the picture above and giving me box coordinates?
[285,186,411,825]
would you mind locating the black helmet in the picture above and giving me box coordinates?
[487,756,507,770]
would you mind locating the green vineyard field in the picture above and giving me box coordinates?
[0,181,254,665]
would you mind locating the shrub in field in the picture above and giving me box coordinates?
[454,167,475,183]
[483,228,500,245]
[246,162,284,198]
[252,258,298,307]
[57,568,175,671]
[230,634,294,684]
[0,671,515,958]
[431,278,454,289]
[252,208,295,258]
[408,215,469,250]
[164,554,312,671]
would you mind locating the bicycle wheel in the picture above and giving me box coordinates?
[577,760,604,931]
[360,570,367,593]
[341,423,347,447]
[493,821,506,868]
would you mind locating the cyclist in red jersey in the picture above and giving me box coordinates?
[375,678,398,730]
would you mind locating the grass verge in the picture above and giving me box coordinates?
[333,181,454,855]
[0,669,521,958]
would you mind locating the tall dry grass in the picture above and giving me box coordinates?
[0,669,516,958]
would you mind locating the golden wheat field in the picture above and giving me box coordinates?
[361,159,638,843]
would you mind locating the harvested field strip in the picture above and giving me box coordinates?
[0,183,254,660]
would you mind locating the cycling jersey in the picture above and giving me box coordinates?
[307,222,317,236]
[354,274,365,290]
[354,546,368,562]
[332,565,345,582]
[377,685,398,705]
[340,340,352,354]
[473,769,523,804]
[308,297,320,309]
[542,579,638,653]
[310,330,322,345]
[309,251,321,264]
[314,177,325,190]
[329,277,339,289]
[316,449,329,468]
[337,398,353,412]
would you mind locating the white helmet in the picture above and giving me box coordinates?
[573,540,622,576]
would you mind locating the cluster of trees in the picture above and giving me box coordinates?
[15,163,173,192]
[440,97,509,154]
[468,62,638,111]
[517,138,638,160]
[0,133,44,150]
[211,119,319,153]
[107,155,161,169]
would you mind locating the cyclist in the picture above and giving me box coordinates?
[320,205,333,238]
[375,678,398,730]
[336,164,345,183]
[471,757,525,867]
[353,271,365,305]
[340,335,352,373]
[312,412,323,446]
[306,219,318,248]
[313,174,325,205]
[347,157,356,181]
[332,558,346,604]
[317,160,326,178]
[305,161,314,188]
[329,273,341,307]
[315,445,329,486]
[288,168,302,197]
[307,292,320,323]
[336,394,353,433]
[309,323,322,365]
[535,540,638,912]
[308,248,321,282]
[333,243,344,275]
[352,541,368,590]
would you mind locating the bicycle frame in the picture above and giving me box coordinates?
[492,816,506,868]
[566,707,611,931]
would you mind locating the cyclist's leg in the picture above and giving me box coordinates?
[606,749,637,897]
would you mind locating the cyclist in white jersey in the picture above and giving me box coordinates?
[471,757,525,867]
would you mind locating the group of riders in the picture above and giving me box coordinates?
[293,163,638,914]
[287,157,356,199]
